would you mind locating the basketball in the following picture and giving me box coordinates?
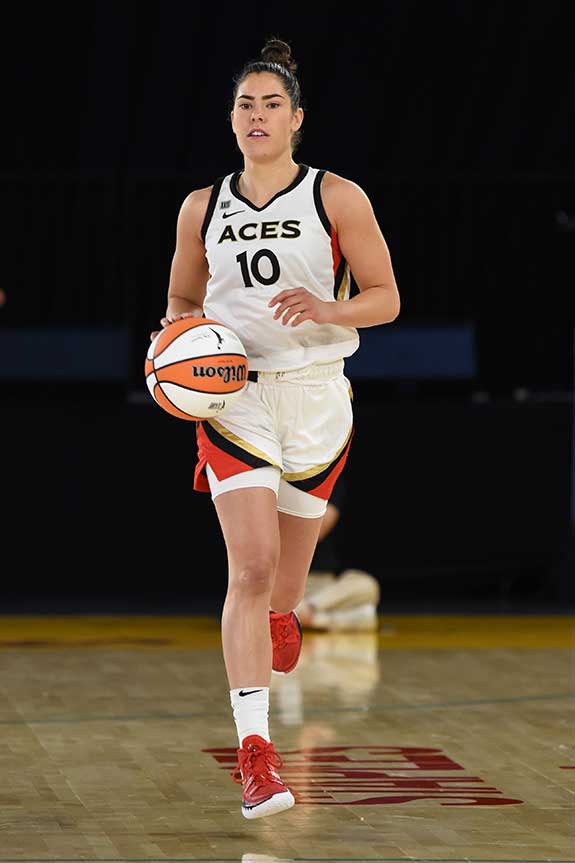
[145,317,249,421]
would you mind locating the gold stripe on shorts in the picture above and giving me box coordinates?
[207,418,282,470]
[282,425,353,482]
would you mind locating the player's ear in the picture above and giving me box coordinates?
[292,107,304,132]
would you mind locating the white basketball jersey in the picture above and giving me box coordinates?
[201,164,360,371]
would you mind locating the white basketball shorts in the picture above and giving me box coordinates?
[194,359,354,518]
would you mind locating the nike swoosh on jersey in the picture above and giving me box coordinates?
[222,210,245,219]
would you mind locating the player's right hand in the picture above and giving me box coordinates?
[149,310,202,341]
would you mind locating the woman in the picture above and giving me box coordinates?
[151,37,400,819]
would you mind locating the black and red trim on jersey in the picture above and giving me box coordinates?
[313,169,332,236]
[313,169,360,301]
[201,176,226,243]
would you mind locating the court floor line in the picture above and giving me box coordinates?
[0,692,572,727]
[0,614,572,650]
[0,855,572,862]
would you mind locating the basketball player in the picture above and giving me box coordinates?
[151,37,400,819]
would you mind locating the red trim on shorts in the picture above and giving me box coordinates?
[307,431,353,500]
[194,421,274,493]
[284,428,354,500]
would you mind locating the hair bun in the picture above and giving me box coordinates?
[261,37,298,75]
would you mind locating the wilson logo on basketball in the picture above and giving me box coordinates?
[191,364,247,384]
[145,317,249,421]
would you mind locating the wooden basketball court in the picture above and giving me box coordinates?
[0,613,572,861]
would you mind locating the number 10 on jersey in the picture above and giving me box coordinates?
[236,249,281,287]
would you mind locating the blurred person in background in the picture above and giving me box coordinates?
[296,477,381,632]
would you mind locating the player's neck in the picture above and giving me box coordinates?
[238,157,300,207]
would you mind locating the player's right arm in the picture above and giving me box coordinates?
[150,187,212,340]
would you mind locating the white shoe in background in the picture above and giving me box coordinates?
[302,570,337,600]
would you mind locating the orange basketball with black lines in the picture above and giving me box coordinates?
[145,317,249,421]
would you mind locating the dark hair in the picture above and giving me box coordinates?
[232,37,303,152]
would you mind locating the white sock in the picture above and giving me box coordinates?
[230,687,270,746]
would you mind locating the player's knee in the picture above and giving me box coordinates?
[234,555,278,597]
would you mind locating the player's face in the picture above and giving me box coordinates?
[231,72,303,160]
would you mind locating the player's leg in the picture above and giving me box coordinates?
[268,364,354,673]
[318,500,341,541]
[267,481,326,675]
[271,509,324,614]
[213,482,280,689]
[208,465,295,819]
[300,500,341,601]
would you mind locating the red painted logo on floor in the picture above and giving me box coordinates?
[202,745,523,806]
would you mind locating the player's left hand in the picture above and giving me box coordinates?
[268,287,333,327]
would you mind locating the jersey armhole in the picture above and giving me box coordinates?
[200,176,225,243]
[313,169,333,237]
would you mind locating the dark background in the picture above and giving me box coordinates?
[2,2,573,611]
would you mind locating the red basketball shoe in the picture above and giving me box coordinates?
[231,735,295,819]
[270,610,303,674]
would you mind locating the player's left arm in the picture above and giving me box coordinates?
[269,174,400,328]
[324,174,400,327]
